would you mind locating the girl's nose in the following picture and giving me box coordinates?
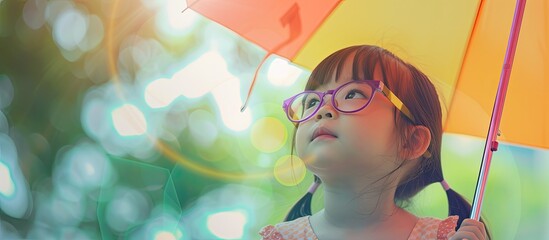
[315,99,337,120]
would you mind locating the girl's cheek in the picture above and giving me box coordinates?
[294,126,307,157]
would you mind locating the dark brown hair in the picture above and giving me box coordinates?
[284,45,489,235]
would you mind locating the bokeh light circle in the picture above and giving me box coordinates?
[206,210,247,239]
[56,142,114,193]
[105,187,151,233]
[0,111,7,134]
[52,8,88,51]
[112,104,148,136]
[0,75,14,109]
[267,57,303,87]
[0,133,31,218]
[273,155,306,186]
[250,117,287,153]
[22,0,47,30]
[0,220,22,239]
[188,109,218,148]
[48,195,86,226]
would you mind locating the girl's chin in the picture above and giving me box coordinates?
[305,160,352,179]
[301,153,338,168]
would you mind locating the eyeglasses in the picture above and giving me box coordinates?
[282,80,416,124]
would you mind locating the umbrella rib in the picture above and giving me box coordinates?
[444,0,486,130]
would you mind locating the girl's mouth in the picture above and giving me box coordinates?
[311,127,338,141]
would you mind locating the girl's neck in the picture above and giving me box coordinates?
[321,183,400,228]
[308,179,419,239]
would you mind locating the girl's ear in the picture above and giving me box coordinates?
[401,125,431,160]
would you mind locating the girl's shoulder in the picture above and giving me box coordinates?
[408,215,458,240]
[259,216,317,240]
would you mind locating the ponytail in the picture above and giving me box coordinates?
[445,188,472,229]
[443,182,491,239]
[284,175,321,221]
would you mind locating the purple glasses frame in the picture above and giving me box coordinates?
[282,80,416,124]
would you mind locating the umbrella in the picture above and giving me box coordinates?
[185,0,547,221]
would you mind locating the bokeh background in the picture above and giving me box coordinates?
[1,0,548,239]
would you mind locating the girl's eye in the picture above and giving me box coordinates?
[305,99,320,109]
[345,90,367,99]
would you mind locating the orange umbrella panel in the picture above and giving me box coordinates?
[186,0,341,60]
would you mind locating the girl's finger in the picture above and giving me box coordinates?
[453,226,483,240]
[461,219,485,228]
[460,219,487,238]
[448,230,476,240]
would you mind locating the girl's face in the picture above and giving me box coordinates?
[295,60,403,184]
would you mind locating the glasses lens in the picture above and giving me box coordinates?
[334,82,374,112]
[288,92,322,121]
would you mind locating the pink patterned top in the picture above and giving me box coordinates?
[259,215,458,240]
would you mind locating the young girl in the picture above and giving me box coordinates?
[259,45,489,240]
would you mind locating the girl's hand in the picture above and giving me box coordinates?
[447,218,487,240]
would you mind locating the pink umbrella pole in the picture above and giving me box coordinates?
[470,0,527,221]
